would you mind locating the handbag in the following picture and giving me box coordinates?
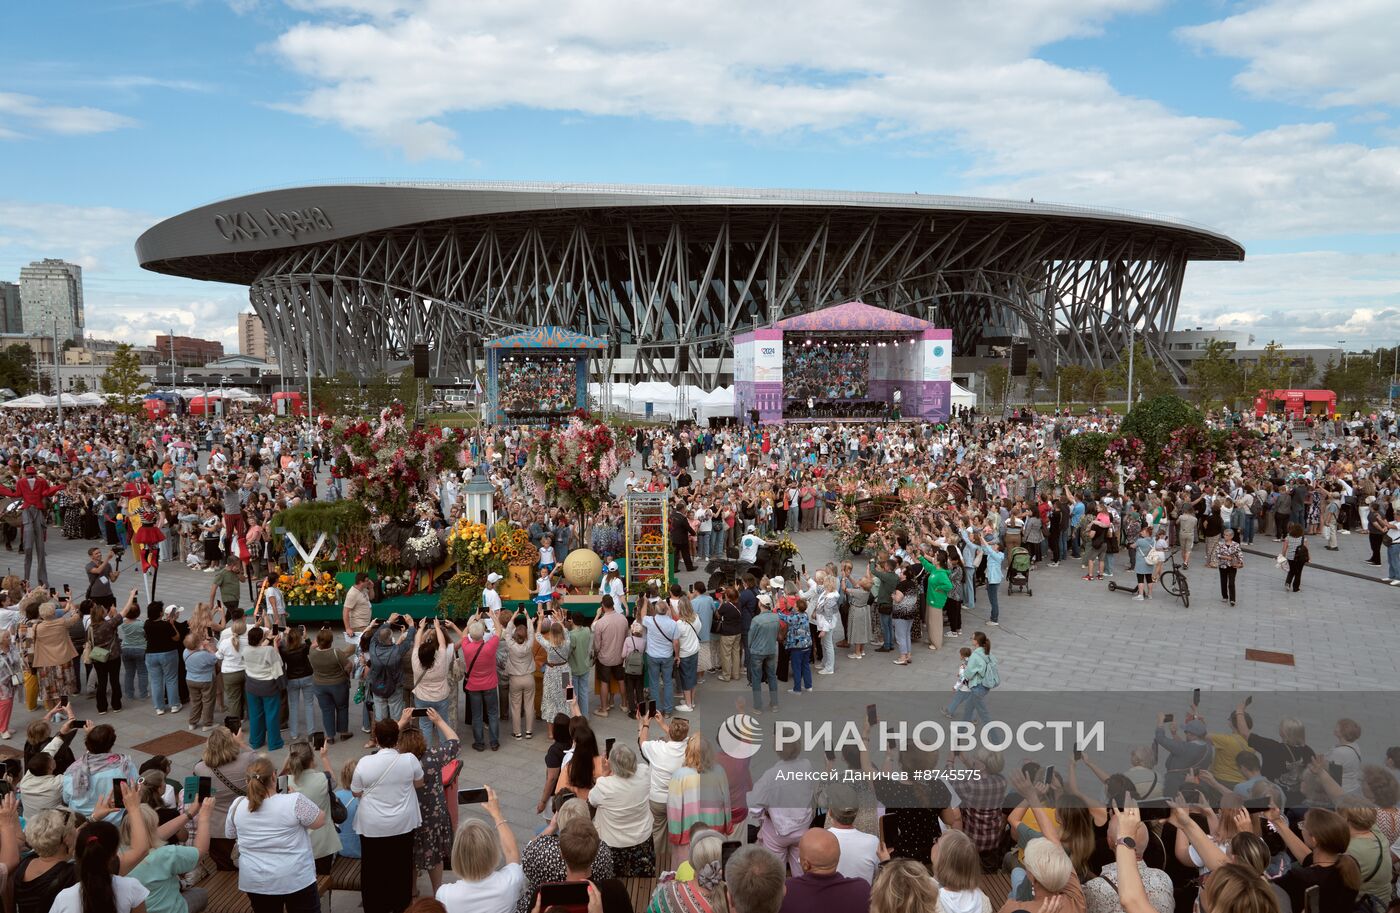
[324,772,348,824]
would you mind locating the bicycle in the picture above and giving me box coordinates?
[1107,547,1190,608]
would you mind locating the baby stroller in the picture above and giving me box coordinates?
[1006,546,1033,596]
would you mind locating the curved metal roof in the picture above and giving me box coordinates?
[136,180,1244,284]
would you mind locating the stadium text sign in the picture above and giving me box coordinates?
[214,206,333,243]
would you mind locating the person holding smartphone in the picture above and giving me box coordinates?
[411,618,453,748]
[351,718,426,913]
[226,757,327,913]
[283,738,342,875]
[434,786,522,913]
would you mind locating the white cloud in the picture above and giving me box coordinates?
[0,200,244,348]
[1178,0,1400,109]
[1179,251,1400,345]
[261,0,1400,240]
[0,92,135,137]
[0,201,155,273]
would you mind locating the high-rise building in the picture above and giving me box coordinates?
[154,334,225,366]
[0,282,21,334]
[238,311,270,360]
[19,258,84,341]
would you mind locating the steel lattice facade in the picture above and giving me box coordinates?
[136,183,1244,386]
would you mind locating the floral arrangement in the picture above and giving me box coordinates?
[526,412,633,525]
[402,529,446,570]
[768,534,800,561]
[489,521,540,567]
[442,518,510,618]
[279,566,345,605]
[379,570,412,598]
[333,403,467,521]
[827,505,867,556]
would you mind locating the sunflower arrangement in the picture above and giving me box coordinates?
[488,521,540,567]
[284,567,346,605]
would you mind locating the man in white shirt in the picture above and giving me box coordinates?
[825,804,879,883]
[352,717,426,913]
[482,572,503,617]
[739,525,765,563]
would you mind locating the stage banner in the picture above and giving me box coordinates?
[755,334,783,383]
[921,328,953,382]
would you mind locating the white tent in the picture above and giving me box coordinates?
[223,387,262,402]
[626,381,682,418]
[74,392,106,407]
[950,382,976,412]
[698,386,736,426]
[0,394,53,409]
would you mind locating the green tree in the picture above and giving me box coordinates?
[99,343,148,414]
[1188,340,1242,409]
[1119,393,1204,454]
[1108,340,1175,404]
[70,376,88,394]
[1057,364,1086,403]
[0,345,37,394]
[1024,361,1041,403]
[1081,367,1111,406]
[1293,357,1318,389]
[1242,342,1291,400]
[985,365,1010,408]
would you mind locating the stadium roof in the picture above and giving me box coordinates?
[136,181,1244,285]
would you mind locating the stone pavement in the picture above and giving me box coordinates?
[14,504,1399,906]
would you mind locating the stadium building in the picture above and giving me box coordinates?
[136,182,1244,387]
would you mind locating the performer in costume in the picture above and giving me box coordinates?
[0,466,66,585]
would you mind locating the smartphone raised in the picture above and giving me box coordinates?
[410,708,430,718]
[536,881,590,911]
[565,684,575,702]
[59,695,69,708]
[721,839,742,868]
[224,716,242,735]
[312,732,326,751]
[604,737,615,758]
[1192,687,1201,706]
[1073,748,1083,761]
[198,776,212,800]
[1162,713,1174,723]
[645,699,658,719]
[1043,765,1056,787]
[824,749,837,762]
[112,779,126,805]
[276,774,290,794]
[67,719,85,728]
[866,704,878,725]
[457,786,489,805]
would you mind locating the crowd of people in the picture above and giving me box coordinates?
[0,395,1394,912]
[782,339,871,402]
[497,358,578,416]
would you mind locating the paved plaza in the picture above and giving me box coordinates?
[16,490,1398,856]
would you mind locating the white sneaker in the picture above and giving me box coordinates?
[155,709,165,715]
[1132,594,1145,601]
[1384,578,1393,583]
[1391,581,1400,587]
[816,669,834,675]
[989,620,1000,626]
[675,703,694,712]
[170,704,182,712]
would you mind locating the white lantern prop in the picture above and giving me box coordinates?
[464,464,496,526]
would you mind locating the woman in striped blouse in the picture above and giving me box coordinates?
[1213,528,1245,606]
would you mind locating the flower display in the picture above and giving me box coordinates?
[525,412,633,525]
[333,403,467,521]
[279,565,346,605]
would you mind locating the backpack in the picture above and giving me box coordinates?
[623,642,645,676]
[982,654,1001,689]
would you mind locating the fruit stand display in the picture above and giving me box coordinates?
[624,490,670,595]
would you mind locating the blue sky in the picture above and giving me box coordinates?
[2,0,1398,351]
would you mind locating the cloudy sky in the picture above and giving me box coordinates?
[2,0,1398,352]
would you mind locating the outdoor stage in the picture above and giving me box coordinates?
[733,301,953,424]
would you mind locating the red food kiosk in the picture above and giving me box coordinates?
[272,391,305,416]
[1254,388,1336,419]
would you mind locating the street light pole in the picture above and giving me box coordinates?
[53,318,62,433]
[1126,323,1135,411]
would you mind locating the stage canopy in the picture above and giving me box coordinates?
[735,300,952,424]
[772,301,934,333]
[485,326,606,424]
[484,327,607,350]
